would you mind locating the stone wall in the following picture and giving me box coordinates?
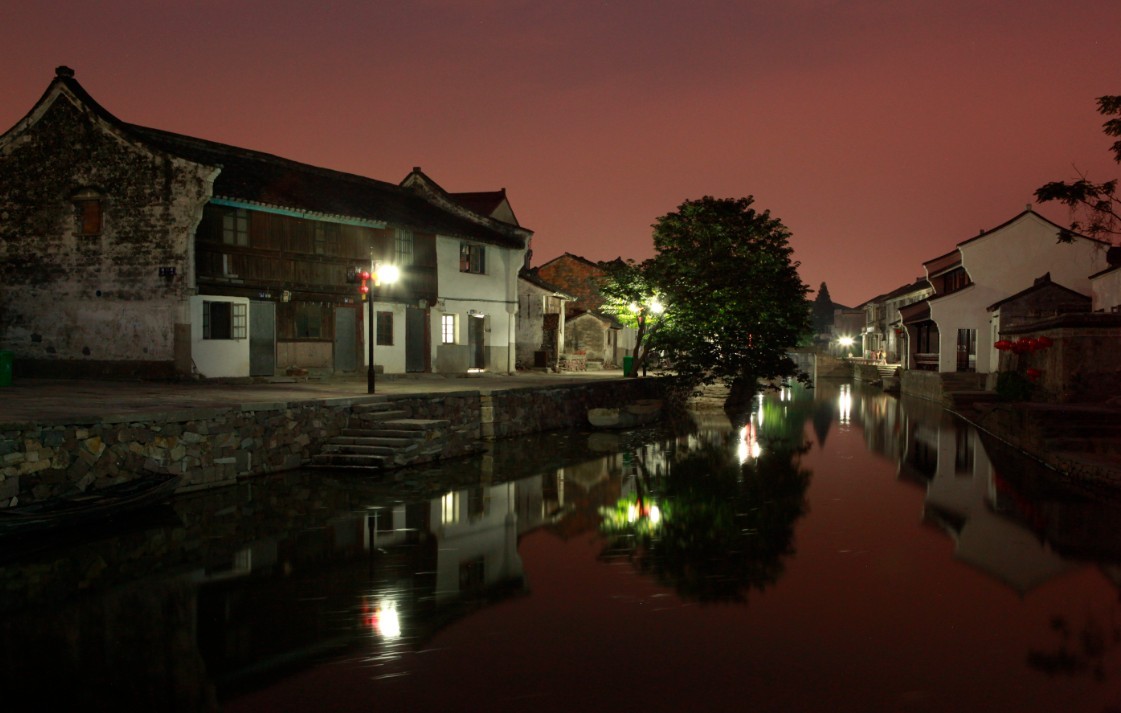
[1,378,678,508]
[900,370,945,402]
[0,75,213,378]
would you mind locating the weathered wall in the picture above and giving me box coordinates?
[0,84,213,378]
[901,370,946,402]
[1,378,678,508]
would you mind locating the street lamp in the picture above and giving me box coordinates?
[837,335,855,359]
[626,295,666,377]
[367,262,400,394]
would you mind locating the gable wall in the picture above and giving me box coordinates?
[0,92,213,376]
[537,256,606,313]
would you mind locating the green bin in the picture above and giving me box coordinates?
[0,351,11,387]
[622,355,634,377]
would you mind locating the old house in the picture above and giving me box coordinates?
[0,67,530,379]
[861,278,933,365]
[899,208,1109,375]
[516,268,573,370]
[534,253,634,368]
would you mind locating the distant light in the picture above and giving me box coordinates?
[838,336,855,348]
[648,504,662,526]
[649,298,664,314]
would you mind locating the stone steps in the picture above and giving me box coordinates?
[311,398,452,471]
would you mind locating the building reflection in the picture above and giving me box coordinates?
[843,380,1121,596]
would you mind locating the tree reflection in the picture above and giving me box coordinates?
[599,396,812,603]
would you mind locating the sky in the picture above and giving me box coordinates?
[2,0,1118,308]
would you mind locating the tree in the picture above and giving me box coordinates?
[642,196,811,391]
[599,258,665,377]
[1035,94,1121,242]
[812,281,834,335]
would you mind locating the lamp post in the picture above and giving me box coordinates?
[626,295,665,377]
[366,262,400,394]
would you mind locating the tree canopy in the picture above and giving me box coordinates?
[613,196,810,388]
[1035,94,1121,242]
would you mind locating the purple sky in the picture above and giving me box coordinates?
[2,1,1118,307]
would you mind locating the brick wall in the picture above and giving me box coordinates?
[0,88,212,377]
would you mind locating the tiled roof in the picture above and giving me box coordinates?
[37,68,526,249]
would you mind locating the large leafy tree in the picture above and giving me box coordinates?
[642,196,811,390]
[599,258,664,376]
[1035,95,1121,242]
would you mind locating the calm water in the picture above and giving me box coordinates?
[3,381,1121,712]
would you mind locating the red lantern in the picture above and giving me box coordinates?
[994,339,1012,351]
[1036,335,1053,349]
[1025,367,1041,382]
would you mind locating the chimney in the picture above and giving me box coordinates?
[55,66,75,78]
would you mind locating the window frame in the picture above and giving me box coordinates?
[459,243,486,274]
[376,310,394,346]
[441,314,456,344]
[203,300,247,340]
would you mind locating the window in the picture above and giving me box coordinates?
[395,228,414,266]
[295,303,326,339]
[441,314,456,344]
[460,243,485,274]
[943,267,969,294]
[72,188,103,237]
[203,301,247,339]
[377,311,394,346]
[222,208,249,246]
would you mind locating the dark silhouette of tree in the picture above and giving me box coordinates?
[1036,95,1121,242]
[812,282,835,335]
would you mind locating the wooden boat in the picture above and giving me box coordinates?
[588,399,663,429]
[0,473,182,537]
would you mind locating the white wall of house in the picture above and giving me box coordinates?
[190,295,250,378]
[928,212,1109,372]
[1092,268,1121,312]
[434,235,526,373]
[360,300,406,374]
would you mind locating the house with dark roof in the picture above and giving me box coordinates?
[516,268,574,371]
[0,67,531,379]
[897,208,1109,376]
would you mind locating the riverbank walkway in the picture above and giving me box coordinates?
[0,370,630,425]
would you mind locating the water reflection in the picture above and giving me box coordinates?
[1,385,1121,710]
[599,394,812,603]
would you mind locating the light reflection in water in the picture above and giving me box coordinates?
[838,382,852,424]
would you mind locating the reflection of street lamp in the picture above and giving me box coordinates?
[367,263,400,394]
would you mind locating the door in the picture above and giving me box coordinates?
[405,306,428,373]
[956,328,975,372]
[468,314,486,369]
[249,301,275,377]
[334,306,357,372]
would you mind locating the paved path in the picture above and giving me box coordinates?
[0,370,630,425]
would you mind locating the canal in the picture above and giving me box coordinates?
[2,380,1120,712]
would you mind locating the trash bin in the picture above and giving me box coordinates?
[622,355,634,377]
[0,351,12,387]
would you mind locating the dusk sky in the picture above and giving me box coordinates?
[3,1,1118,307]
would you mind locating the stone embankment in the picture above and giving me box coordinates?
[1,377,671,508]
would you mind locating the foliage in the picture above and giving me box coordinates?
[1035,95,1121,242]
[641,196,812,388]
[598,396,812,603]
[599,258,662,376]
